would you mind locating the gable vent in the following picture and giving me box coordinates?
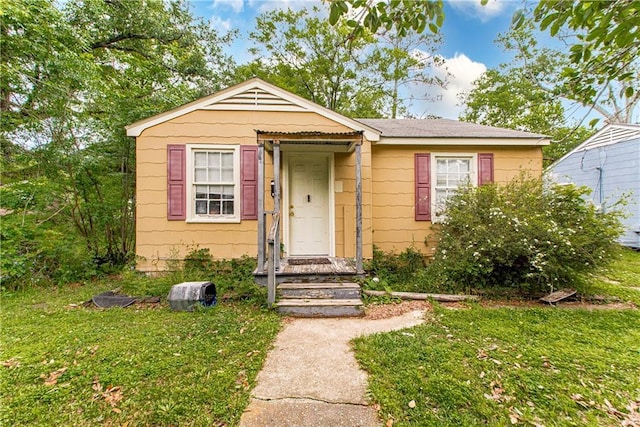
[583,125,640,150]
[203,87,305,111]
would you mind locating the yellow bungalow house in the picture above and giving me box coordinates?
[127,78,548,315]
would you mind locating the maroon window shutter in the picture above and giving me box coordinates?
[167,144,186,220]
[415,153,431,221]
[478,153,494,185]
[241,146,258,220]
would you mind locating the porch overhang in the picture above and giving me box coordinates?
[256,130,365,303]
[256,130,364,152]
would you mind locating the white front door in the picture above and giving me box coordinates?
[288,154,330,256]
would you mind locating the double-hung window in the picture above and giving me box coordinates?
[188,145,240,222]
[433,154,476,219]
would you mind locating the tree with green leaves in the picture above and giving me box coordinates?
[328,0,445,37]
[501,19,638,127]
[1,0,234,286]
[514,0,640,108]
[459,66,591,165]
[370,30,447,118]
[238,7,387,117]
[327,0,640,123]
[239,7,446,118]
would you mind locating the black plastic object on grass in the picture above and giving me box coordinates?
[92,291,137,308]
[167,281,217,311]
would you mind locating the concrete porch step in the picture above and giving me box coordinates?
[275,298,364,318]
[278,282,361,300]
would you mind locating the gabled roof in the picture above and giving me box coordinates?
[551,123,640,166]
[356,118,550,146]
[126,78,380,141]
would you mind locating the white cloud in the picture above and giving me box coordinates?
[406,53,486,119]
[211,0,244,14]
[448,0,510,23]
[209,15,232,32]
[247,0,317,14]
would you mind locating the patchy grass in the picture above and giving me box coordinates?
[355,251,640,426]
[354,305,640,426]
[0,280,280,426]
[588,248,640,305]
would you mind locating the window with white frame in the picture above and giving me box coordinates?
[433,154,476,219]
[188,145,240,222]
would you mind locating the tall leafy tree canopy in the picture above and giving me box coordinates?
[328,0,640,121]
[1,0,234,283]
[517,0,640,106]
[238,7,387,118]
[239,6,445,118]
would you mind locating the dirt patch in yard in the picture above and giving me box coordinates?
[363,298,636,318]
[364,300,432,319]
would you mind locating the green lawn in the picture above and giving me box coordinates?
[1,250,638,426]
[0,281,281,426]
[354,249,640,427]
[588,248,640,305]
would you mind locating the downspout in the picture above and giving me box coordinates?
[597,166,605,212]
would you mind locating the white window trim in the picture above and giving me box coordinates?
[186,144,241,223]
[431,153,477,222]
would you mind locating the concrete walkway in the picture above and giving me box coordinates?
[239,310,426,427]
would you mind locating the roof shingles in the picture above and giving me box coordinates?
[356,118,546,139]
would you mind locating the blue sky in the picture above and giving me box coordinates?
[189,0,522,119]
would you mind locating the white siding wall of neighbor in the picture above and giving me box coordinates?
[549,137,640,248]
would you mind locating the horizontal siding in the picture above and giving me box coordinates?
[550,138,640,247]
[137,110,339,263]
[371,145,543,255]
[136,109,373,268]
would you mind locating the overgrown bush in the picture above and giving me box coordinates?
[0,216,97,290]
[427,176,624,294]
[173,247,263,301]
[364,246,427,292]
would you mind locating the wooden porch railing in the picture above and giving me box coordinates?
[266,212,280,308]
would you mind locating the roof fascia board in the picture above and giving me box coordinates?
[125,78,381,141]
[376,137,551,146]
[126,79,261,136]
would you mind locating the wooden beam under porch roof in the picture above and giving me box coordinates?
[255,130,364,276]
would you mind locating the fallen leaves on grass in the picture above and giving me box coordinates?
[621,400,640,426]
[235,370,249,390]
[41,367,67,386]
[92,377,124,412]
[2,358,21,369]
[484,380,513,403]
[571,393,595,409]
[571,395,640,426]
[508,406,522,424]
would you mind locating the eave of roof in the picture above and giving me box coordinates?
[356,118,549,143]
[125,78,380,141]
[548,123,640,168]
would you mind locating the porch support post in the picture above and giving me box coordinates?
[257,142,265,271]
[355,140,363,274]
[273,140,281,270]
